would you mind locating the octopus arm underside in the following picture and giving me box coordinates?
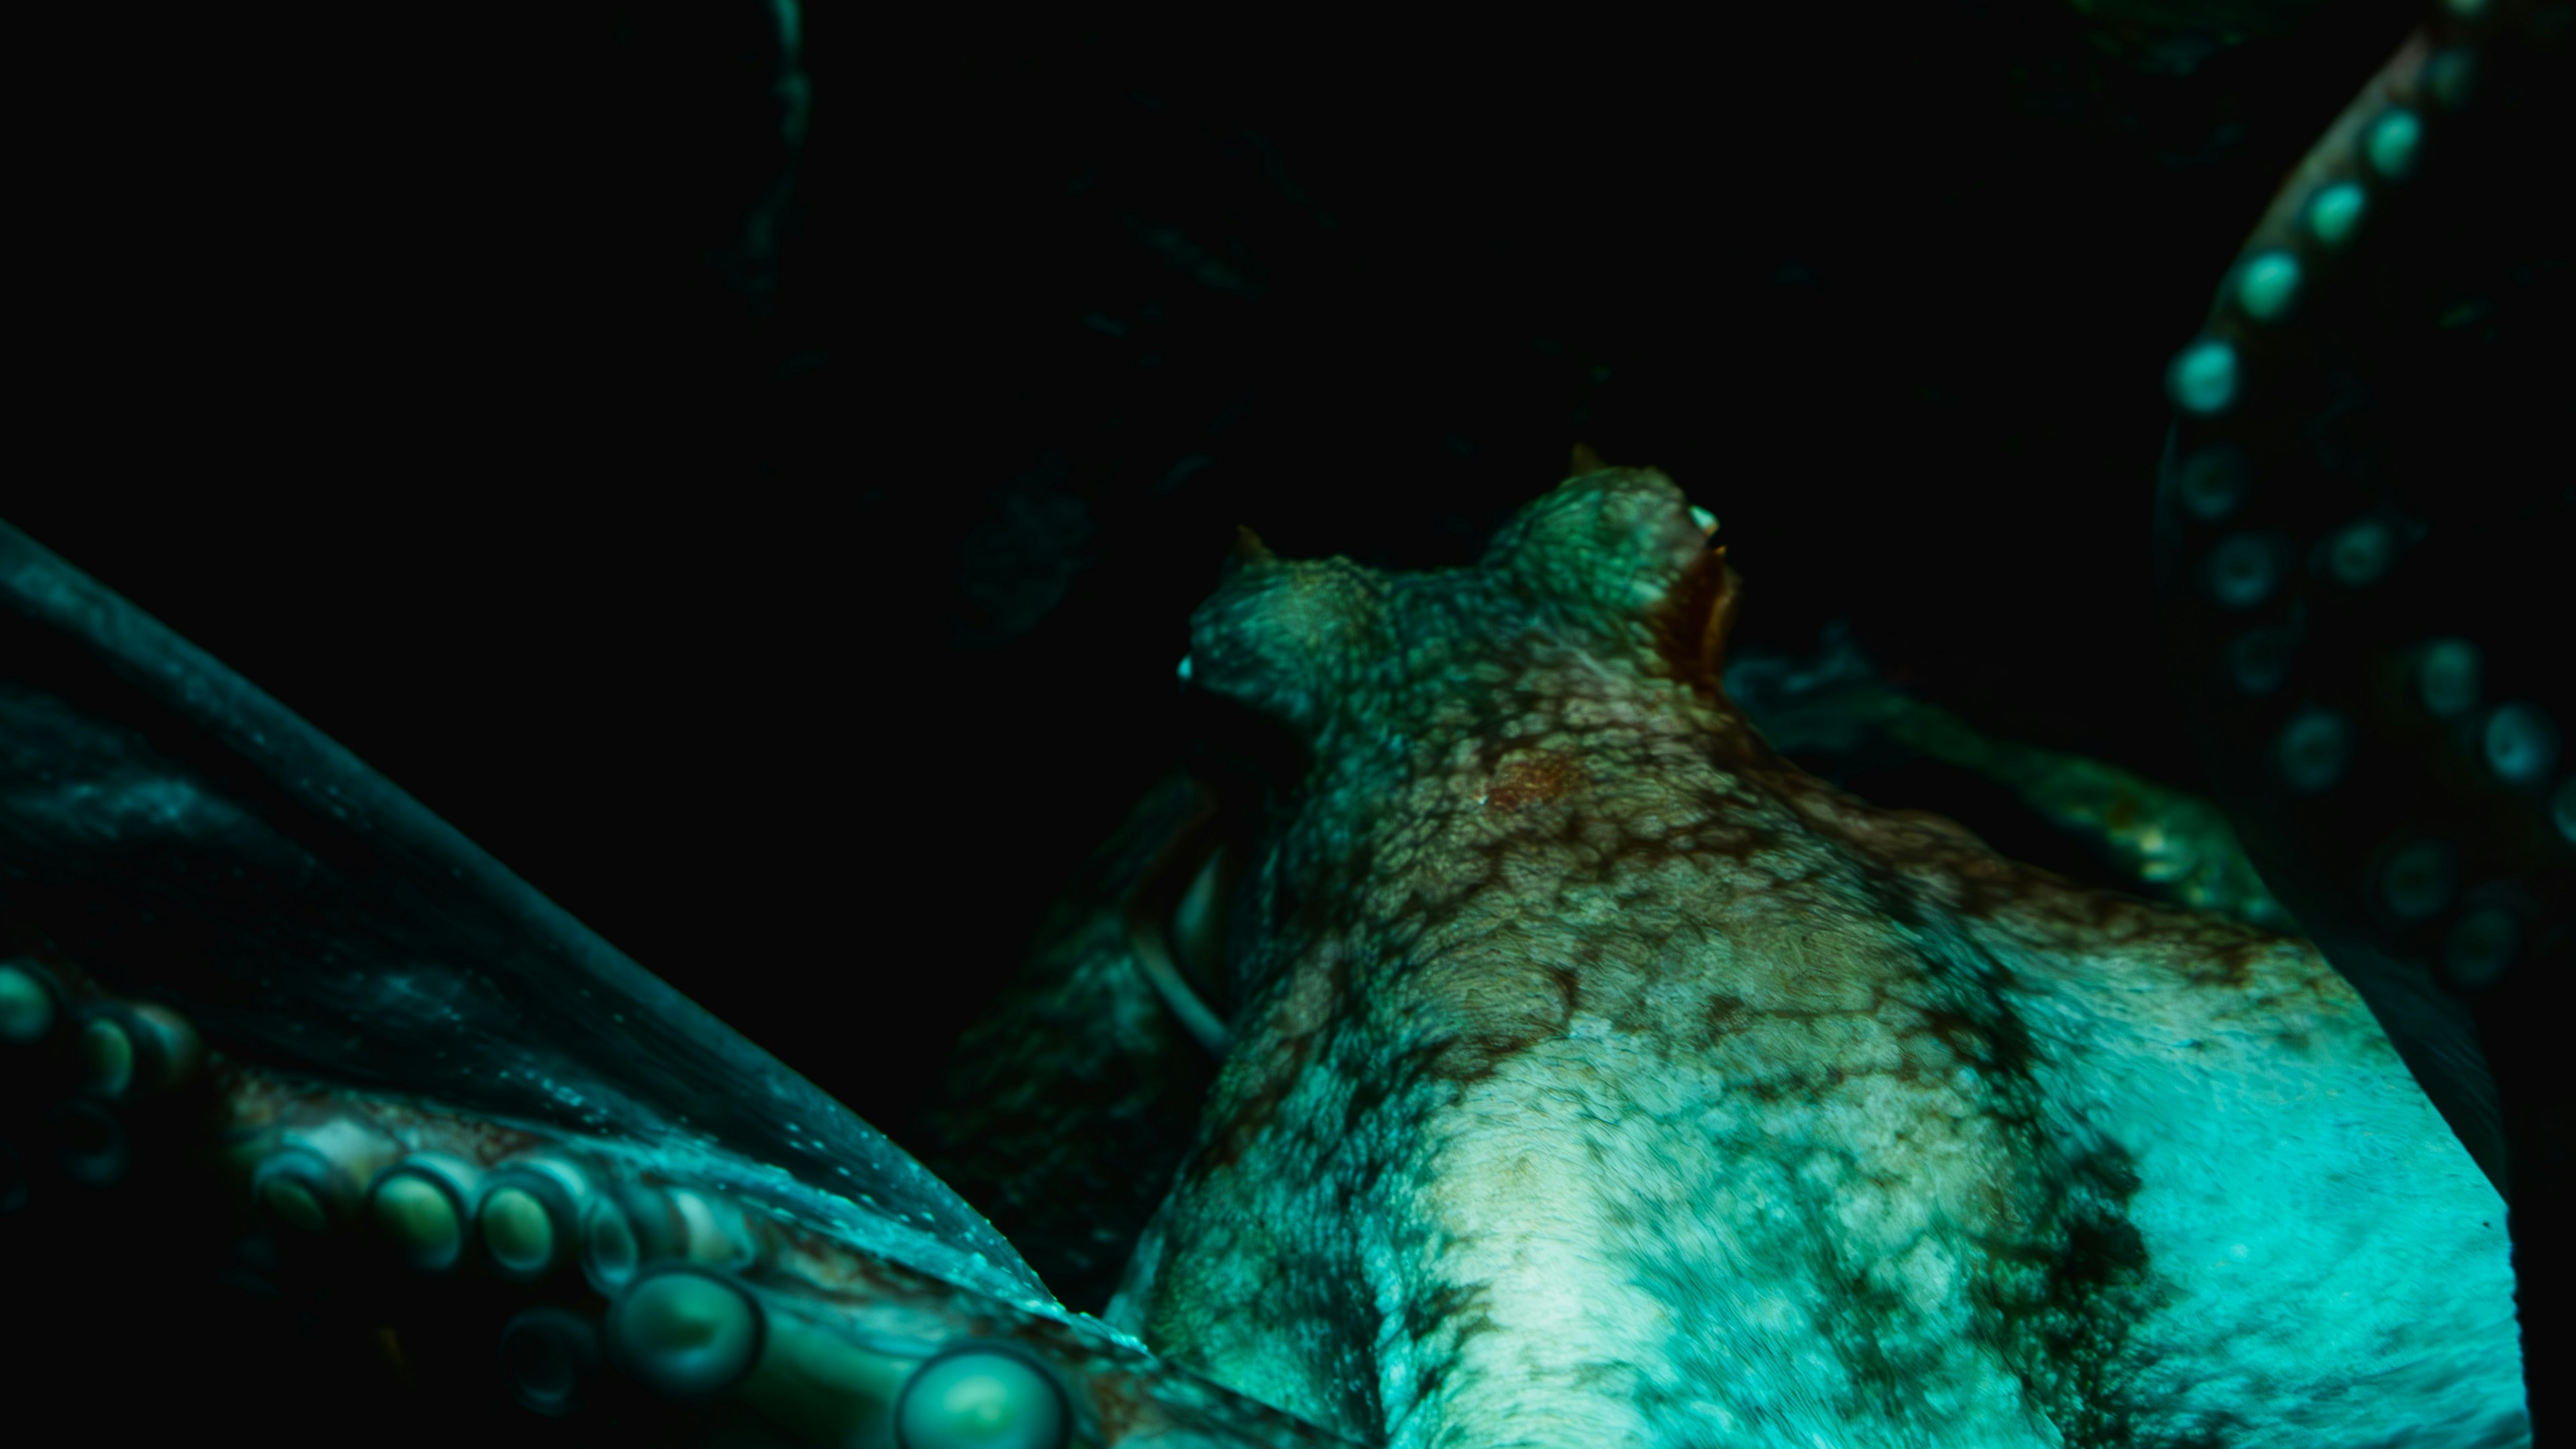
[0,519,1362,1449]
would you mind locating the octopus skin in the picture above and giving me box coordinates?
[1073,467,2522,1446]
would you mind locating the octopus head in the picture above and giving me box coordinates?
[1183,465,1741,753]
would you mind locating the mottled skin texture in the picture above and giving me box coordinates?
[1108,470,2523,1448]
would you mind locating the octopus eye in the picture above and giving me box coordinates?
[896,1345,1071,1449]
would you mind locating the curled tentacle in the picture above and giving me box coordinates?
[2152,0,2570,1418]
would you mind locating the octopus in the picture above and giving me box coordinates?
[935,465,2524,1447]
[1,1,2563,1446]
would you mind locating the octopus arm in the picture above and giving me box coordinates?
[0,519,1364,1448]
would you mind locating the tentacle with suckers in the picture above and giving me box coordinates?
[2152,0,2569,1419]
[0,523,1364,1449]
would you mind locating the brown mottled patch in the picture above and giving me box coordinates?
[1420,1012,1574,1087]
[1701,991,1751,1043]
[1201,1059,1305,1175]
[1483,751,1583,812]
[2174,932,2273,991]
[1200,950,1350,1173]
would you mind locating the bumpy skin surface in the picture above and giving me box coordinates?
[1111,470,2526,1448]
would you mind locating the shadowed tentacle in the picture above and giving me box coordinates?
[2157,0,2569,994]
[0,523,1367,1448]
[1,955,1359,1446]
[2153,0,2570,1419]
[920,770,1230,1316]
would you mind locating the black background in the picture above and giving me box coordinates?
[11,0,2563,1428]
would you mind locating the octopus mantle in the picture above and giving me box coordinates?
[1099,468,2522,1446]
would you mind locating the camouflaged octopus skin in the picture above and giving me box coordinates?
[1106,468,2527,1448]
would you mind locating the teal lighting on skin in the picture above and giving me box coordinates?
[2554,777,2575,844]
[2367,110,2422,180]
[2167,338,2238,415]
[2235,252,2302,321]
[2444,0,2489,17]
[2308,182,2366,246]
